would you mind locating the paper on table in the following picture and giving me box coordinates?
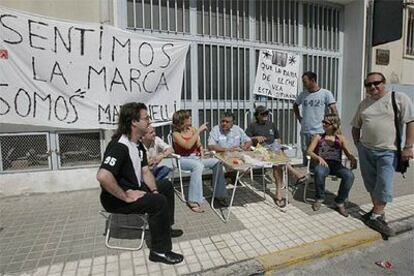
[242,154,272,167]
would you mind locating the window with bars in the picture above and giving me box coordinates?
[198,44,250,101]
[303,2,341,51]
[124,0,344,149]
[0,131,103,173]
[197,0,249,39]
[0,134,51,172]
[57,132,102,168]
[406,7,414,56]
[255,0,299,46]
[127,0,190,32]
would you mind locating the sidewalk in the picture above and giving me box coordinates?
[0,168,413,276]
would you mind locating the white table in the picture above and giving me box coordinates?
[211,151,289,223]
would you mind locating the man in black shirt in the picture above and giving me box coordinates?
[246,105,307,208]
[97,102,183,265]
[246,105,280,146]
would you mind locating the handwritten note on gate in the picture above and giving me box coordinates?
[253,50,300,100]
[0,6,189,128]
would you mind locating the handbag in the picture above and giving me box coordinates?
[391,91,409,177]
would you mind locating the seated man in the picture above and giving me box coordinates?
[246,105,307,208]
[207,111,252,152]
[96,102,183,265]
[142,126,174,181]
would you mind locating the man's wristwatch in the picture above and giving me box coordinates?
[403,144,413,150]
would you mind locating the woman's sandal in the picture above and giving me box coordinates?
[274,197,287,208]
[295,175,307,186]
[187,202,205,213]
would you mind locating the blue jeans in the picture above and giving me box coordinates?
[356,143,396,203]
[152,165,171,181]
[313,160,355,204]
[179,156,228,204]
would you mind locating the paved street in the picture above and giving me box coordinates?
[273,230,414,276]
[0,167,413,275]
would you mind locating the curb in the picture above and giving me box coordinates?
[256,227,382,273]
[196,227,382,275]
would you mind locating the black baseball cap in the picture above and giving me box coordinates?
[255,105,269,115]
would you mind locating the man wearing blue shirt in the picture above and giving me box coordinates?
[208,112,252,152]
[293,71,338,166]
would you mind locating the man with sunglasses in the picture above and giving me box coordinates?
[293,71,338,166]
[351,72,414,236]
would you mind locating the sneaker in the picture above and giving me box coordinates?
[361,210,385,222]
[335,204,349,217]
[365,216,395,237]
[360,210,373,221]
[312,201,322,211]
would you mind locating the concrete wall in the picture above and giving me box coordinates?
[0,0,109,196]
[0,0,107,23]
[371,41,414,85]
[370,8,414,85]
[0,168,98,196]
[341,0,367,148]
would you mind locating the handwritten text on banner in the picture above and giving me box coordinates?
[253,50,300,100]
[0,6,189,128]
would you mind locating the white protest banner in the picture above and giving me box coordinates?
[253,49,300,100]
[0,6,189,129]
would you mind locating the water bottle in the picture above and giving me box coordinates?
[271,141,281,152]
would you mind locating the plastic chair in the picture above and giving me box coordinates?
[99,211,148,251]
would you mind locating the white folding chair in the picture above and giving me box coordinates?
[167,132,217,202]
[165,132,187,201]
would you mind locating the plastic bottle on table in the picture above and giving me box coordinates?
[271,141,281,152]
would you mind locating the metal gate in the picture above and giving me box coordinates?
[124,0,343,147]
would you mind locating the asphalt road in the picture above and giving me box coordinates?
[272,230,414,276]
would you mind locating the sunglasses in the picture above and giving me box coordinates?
[322,120,333,126]
[364,81,383,88]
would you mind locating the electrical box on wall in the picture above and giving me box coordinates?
[376,49,390,65]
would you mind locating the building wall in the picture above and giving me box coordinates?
[0,0,368,196]
[371,41,414,85]
[0,0,107,196]
[370,7,414,85]
[0,0,105,23]
[341,0,367,147]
